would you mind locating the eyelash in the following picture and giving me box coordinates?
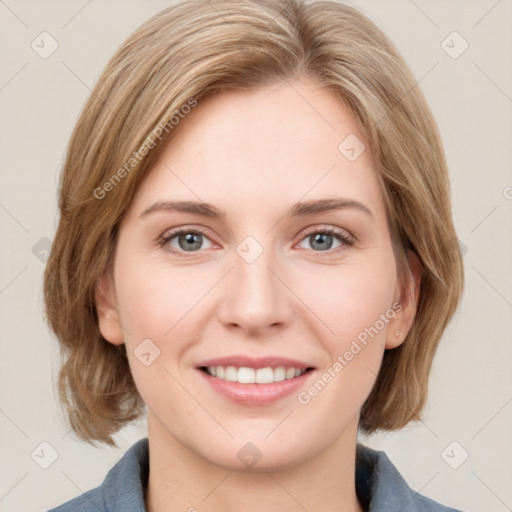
[159,225,355,257]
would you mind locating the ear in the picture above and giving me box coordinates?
[386,249,423,349]
[95,272,124,345]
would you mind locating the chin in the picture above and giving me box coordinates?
[196,434,316,474]
[210,450,307,474]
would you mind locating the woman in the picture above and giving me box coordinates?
[44,0,464,510]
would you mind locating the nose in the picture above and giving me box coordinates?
[216,243,293,336]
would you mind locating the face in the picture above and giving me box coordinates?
[96,77,417,471]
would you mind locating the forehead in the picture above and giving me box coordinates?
[128,78,385,221]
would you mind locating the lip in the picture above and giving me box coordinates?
[195,355,316,405]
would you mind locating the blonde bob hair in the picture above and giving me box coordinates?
[44,0,464,446]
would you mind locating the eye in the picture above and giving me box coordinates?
[160,228,213,255]
[159,225,354,257]
[297,226,354,254]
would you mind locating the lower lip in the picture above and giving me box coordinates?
[197,369,315,405]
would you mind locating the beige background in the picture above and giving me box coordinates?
[1,1,511,511]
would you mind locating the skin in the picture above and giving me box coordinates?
[96,77,421,512]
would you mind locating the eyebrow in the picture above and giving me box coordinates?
[139,198,373,220]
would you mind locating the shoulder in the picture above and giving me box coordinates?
[47,438,149,512]
[356,444,465,512]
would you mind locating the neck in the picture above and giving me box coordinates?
[144,413,364,512]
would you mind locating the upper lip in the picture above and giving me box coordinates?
[196,355,315,370]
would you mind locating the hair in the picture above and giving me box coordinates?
[44,0,464,446]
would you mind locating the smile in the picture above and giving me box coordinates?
[195,356,316,405]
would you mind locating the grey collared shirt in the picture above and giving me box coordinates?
[48,438,463,511]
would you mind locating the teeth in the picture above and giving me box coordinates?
[238,367,255,383]
[204,365,308,383]
[274,367,286,382]
[225,366,237,382]
[255,367,274,384]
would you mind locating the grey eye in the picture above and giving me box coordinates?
[166,231,213,252]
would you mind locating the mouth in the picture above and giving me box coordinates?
[198,365,315,384]
[195,356,316,405]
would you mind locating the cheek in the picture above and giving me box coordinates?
[113,258,210,417]
[295,256,398,399]
[115,254,211,340]
[295,258,397,343]
[113,255,216,400]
